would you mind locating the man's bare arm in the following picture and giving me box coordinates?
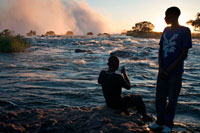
[121,66,131,90]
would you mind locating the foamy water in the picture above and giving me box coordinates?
[0,35,199,131]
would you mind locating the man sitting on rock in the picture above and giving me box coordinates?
[98,55,151,121]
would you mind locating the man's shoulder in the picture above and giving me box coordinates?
[101,71,122,78]
[100,70,106,73]
[180,26,191,34]
[163,26,190,31]
[180,26,190,30]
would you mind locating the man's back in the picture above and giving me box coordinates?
[98,70,128,108]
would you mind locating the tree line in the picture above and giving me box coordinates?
[129,12,200,33]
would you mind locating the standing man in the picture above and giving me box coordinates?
[149,7,192,132]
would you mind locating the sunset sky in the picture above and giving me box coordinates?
[85,0,200,32]
[0,0,199,34]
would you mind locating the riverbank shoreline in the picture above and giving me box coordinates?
[0,106,150,133]
[1,105,199,132]
[126,31,200,39]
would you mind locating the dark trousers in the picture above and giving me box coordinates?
[155,73,182,129]
[121,93,146,116]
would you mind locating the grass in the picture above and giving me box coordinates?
[126,31,162,38]
[126,31,200,39]
[0,35,30,53]
[191,33,200,39]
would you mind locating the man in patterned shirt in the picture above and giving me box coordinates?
[149,6,192,132]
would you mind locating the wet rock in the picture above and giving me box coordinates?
[0,106,151,132]
[39,119,58,133]
[110,50,135,58]
[0,100,16,109]
[75,49,93,53]
[0,123,25,133]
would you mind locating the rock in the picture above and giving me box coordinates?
[39,119,58,133]
[75,49,93,53]
[0,122,25,133]
[0,100,16,109]
[110,50,135,58]
[0,106,151,132]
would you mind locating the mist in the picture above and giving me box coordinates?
[0,0,117,35]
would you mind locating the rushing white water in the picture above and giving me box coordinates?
[0,36,199,131]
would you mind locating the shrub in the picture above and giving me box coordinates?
[0,34,30,53]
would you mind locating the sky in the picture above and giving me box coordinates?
[0,0,199,34]
[85,0,200,32]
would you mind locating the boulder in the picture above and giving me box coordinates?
[75,49,93,53]
[110,50,135,58]
[0,106,151,132]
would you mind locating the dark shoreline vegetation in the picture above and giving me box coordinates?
[126,31,200,39]
[0,30,30,53]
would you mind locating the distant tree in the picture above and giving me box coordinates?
[45,31,56,36]
[27,30,36,36]
[132,21,154,32]
[187,12,200,31]
[66,31,74,36]
[0,29,13,36]
[87,32,93,35]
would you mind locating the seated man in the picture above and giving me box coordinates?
[98,55,150,121]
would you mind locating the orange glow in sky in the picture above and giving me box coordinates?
[153,15,195,32]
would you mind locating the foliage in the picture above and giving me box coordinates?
[27,30,36,36]
[45,31,56,36]
[66,31,74,36]
[132,21,155,32]
[126,31,162,38]
[87,32,93,35]
[187,12,200,31]
[0,29,30,53]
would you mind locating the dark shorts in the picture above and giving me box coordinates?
[106,93,145,112]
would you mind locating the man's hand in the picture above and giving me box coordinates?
[158,67,169,79]
[120,66,126,74]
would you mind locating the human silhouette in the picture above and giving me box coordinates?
[148,6,192,133]
[98,55,151,121]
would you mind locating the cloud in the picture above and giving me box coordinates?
[0,0,117,35]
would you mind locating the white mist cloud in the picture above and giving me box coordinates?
[0,0,117,35]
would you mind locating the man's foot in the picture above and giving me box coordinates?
[142,114,154,122]
[162,126,172,133]
[148,122,162,130]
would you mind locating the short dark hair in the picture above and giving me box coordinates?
[108,55,119,68]
[165,6,181,17]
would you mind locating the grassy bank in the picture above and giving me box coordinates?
[191,33,200,39]
[0,35,30,53]
[126,31,200,39]
[126,31,162,38]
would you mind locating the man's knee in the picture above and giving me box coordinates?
[130,93,142,102]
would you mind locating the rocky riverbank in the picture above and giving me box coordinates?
[0,106,151,133]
